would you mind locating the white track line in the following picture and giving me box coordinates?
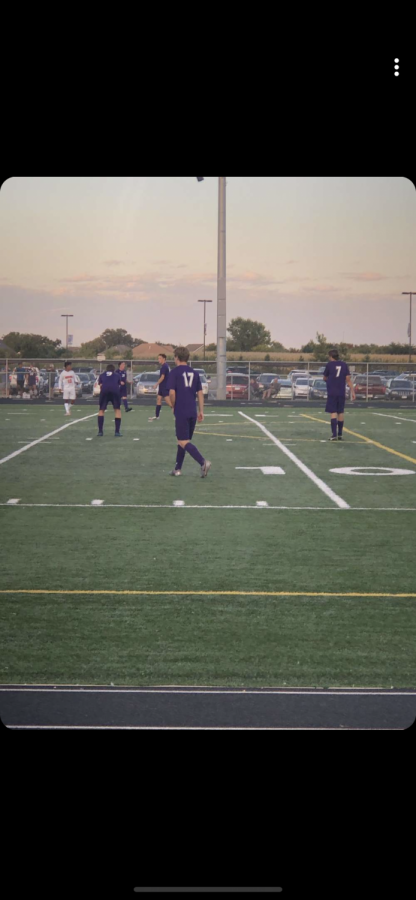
[238,411,350,509]
[1,503,416,511]
[1,688,413,695]
[0,413,97,466]
[373,413,416,424]
[7,725,398,730]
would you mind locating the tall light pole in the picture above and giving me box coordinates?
[198,299,212,359]
[196,177,227,399]
[61,314,73,354]
[402,293,415,363]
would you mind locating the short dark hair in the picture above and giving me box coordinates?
[119,361,126,367]
[329,348,339,360]
[106,364,115,372]
[64,360,72,368]
[174,347,190,362]
[158,353,167,360]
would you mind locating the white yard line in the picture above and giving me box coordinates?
[1,503,415,511]
[0,414,97,467]
[238,411,350,509]
[373,413,416,424]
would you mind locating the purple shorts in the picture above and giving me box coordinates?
[175,416,197,441]
[99,391,121,411]
[326,395,345,414]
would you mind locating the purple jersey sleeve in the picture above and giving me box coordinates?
[323,364,330,378]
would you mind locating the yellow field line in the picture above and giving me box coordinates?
[1,590,415,598]
[300,414,416,466]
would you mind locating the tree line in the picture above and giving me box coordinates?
[2,322,414,360]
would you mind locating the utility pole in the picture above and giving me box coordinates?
[402,293,415,363]
[198,299,212,359]
[61,314,74,354]
[196,177,227,399]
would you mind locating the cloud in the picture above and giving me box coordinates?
[339,272,389,281]
[302,284,342,292]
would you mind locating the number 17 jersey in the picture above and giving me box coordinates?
[166,365,202,418]
[323,360,350,396]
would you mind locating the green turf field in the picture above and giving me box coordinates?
[1,404,416,687]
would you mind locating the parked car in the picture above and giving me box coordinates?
[386,379,415,401]
[226,365,250,375]
[226,374,249,399]
[293,377,313,398]
[198,373,209,397]
[310,378,327,399]
[194,367,209,382]
[288,370,308,384]
[276,379,293,399]
[256,373,281,390]
[135,372,159,396]
[354,375,387,399]
[76,372,94,394]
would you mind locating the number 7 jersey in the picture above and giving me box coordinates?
[166,365,202,417]
[323,360,350,396]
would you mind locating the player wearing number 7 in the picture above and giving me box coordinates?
[323,348,356,441]
[167,346,211,477]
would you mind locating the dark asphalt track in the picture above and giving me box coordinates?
[1,685,415,729]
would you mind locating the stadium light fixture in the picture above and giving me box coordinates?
[196,177,226,399]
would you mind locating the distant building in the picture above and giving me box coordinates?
[186,344,204,354]
[132,343,174,358]
[105,344,132,356]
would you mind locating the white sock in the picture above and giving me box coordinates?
[65,402,69,413]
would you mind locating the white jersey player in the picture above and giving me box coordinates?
[59,362,78,415]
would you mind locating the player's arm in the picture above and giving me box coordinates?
[156,373,165,386]
[169,389,176,409]
[346,374,355,400]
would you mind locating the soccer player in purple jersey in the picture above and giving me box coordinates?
[115,362,133,413]
[97,364,123,437]
[167,346,211,477]
[149,353,173,421]
[323,348,355,441]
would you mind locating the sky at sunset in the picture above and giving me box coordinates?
[0,176,415,349]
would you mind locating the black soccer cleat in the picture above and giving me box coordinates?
[97,432,103,437]
[126,407,133,412]
[114,432,123,437]
[329,436,338,441]
[338,436,344,441]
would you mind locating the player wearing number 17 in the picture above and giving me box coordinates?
[323,348,355,441]
[167,346,211,477]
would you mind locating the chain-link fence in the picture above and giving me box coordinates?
[1,358,415,404]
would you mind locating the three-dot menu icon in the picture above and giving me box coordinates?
[394,58,399,76]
